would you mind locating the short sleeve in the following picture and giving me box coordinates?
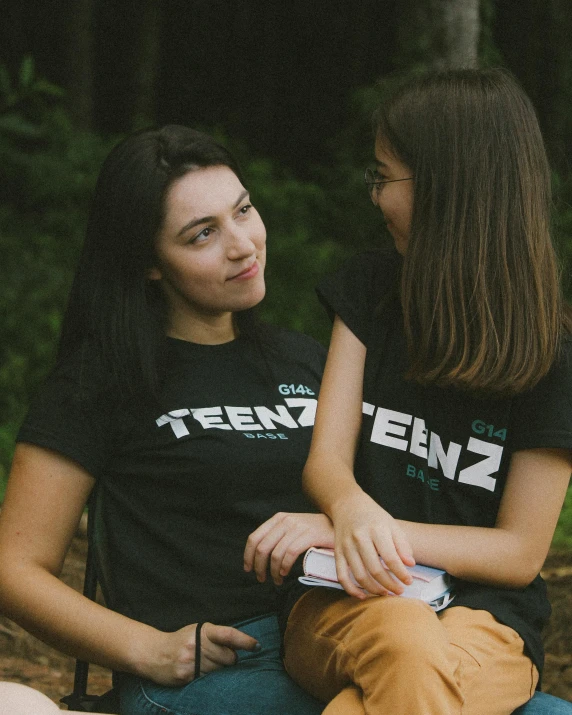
[507,337,572,452]
[316,250,402,346]
[17,358,116,479]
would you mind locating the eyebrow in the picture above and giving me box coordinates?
[176,189,250,236]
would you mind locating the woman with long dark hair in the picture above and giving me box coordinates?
[0,125,332,714]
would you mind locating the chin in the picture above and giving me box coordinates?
[235,283,266,312]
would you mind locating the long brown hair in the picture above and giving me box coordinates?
[375,68,571,396]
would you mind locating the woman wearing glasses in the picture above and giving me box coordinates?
[273,69,572,714]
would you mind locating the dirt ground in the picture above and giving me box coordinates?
[1,523,571,708]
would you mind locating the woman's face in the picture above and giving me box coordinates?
[373,138,414,256]
[150,165,267,339]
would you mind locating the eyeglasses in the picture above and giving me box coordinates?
[364,168,413,203]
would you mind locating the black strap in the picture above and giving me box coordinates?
[194,622,204,680]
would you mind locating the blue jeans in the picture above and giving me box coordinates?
[119,613,324,715]
[118,613,570,715]
[516,692,572,714]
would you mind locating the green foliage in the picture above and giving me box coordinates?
[552,487,572,549]
[0,55,64,138]
[0,60,115,487]
[243,158,343,343]
[215,126,382,342]
[0,62,361,492]
[1,51,571,527]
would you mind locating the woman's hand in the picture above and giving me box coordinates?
[244,512,334,585]
[331,489,415,599]
[141,622,261,686]
[299,318,413,598]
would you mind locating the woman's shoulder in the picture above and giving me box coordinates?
[506,332,572,453]
[33,344,123,415]
[541,332,572,384]
[510,333,572,405]
[17,344,121,478]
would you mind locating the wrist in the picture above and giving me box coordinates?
[328,484,367,522]
[126,623,164,679]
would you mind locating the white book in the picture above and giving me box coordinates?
[299,547,454,612]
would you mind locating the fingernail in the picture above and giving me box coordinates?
[253,642,262,652]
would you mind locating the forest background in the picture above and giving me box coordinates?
[1,0,572,550]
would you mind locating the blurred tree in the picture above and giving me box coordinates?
[2,0,572,176]
[93,0,162,131]
[0,60,114,486]
[135,0,398,172]
[0,66,344,490]
[62,0,95,130]
[396,0,480,71]
[128,0,161,126]
[1,0,571,493]
[494,0,572,173]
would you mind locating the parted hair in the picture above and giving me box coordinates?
[374,68,571,396]
[58,125,253,399]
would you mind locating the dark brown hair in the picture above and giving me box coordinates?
[375,68,571,396]
[58,125,255,400]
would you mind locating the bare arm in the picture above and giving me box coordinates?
[0,444,259,685]
[304,317,571,596]
[303,317,366,515]
[303,317,415,598]
[243,512,334,584]
[399,448,571,587]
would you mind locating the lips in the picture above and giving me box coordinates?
[228,261,259,281]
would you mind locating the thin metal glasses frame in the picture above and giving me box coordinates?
[364,168,413,203]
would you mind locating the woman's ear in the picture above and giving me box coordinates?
[148,267,162,281]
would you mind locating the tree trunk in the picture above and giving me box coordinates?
[536,0,572,169]
[128,0,161,127]
[62,0,95,129]
[430,0,480,70]
[397,0,481,71]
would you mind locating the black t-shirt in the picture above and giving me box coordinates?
[314,249,572,676]
[18,328,326,631]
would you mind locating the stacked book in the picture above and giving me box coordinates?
[299,547,454,612]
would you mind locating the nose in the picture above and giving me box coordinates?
[226,225,257,260]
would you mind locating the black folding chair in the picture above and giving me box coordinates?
[60,487,121,713]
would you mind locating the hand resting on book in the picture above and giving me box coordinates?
[299,547,454,611]
[244,512,334,585]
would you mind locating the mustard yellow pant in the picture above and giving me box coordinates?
[284,589,539,715]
